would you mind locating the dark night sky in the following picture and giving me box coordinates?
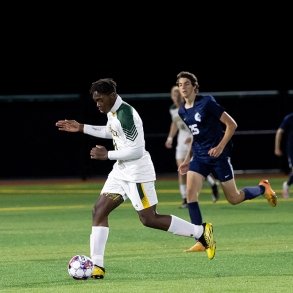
[2,44,290,95]
[1,7,292,95]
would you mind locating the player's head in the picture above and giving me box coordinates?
[170,85,183,107]
[176,71,199,94]
[90,78,117,113]
[90,78,117,95]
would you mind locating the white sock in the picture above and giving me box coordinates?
[207,175,215,186]
[179,184,186,199]
[167,215,203,239]
[90,226,109,268]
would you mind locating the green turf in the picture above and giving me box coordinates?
[0,177,292,292]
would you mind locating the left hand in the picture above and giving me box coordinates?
[90,145,108,160]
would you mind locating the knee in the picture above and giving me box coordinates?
[226,197,240,205]
[186,190,198,201]
[139,214,155,228]
[92,203,99,218]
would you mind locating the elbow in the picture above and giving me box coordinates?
[230,119,238,132]
[133,147,144,159]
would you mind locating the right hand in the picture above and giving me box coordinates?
[178,161,189,175]
[165,137,173,149]
[55,119,81,132]
[274,148,283,157]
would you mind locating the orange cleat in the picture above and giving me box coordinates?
[184,241,206,252]
[259,179,277,207]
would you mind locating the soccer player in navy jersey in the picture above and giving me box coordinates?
[176,71,277,252]
[274,112,293,198]
[165,85,219,208]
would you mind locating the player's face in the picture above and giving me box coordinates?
[92,92,116,113]
[171,87,182,107]
[178,78,195,98]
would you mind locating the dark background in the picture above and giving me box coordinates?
[1,7,292,179]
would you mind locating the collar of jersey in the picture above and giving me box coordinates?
[110,95,122,114]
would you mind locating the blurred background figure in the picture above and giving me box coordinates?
[165,85,219,208]
[207,174,220,203]
[274,112,293,198]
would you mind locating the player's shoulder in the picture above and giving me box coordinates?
[282,113,293,125]
[198,94,217,106]
[199,94,215,101]
[118,101,135,114]
[285,112,293,120]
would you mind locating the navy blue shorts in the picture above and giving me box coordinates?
[189,156,234,182]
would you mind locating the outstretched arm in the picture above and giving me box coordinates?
[165,121,178,149]
[55,119,111,139]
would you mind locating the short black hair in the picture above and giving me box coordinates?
[90,78,117,95]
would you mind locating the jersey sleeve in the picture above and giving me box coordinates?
[206,95,225,118]
[279,113,293,131]
[84,124,112,139]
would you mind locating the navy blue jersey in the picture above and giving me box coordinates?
[178,95,231,160]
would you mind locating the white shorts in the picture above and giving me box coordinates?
[101,177,158,211]
[175,143,190,160]
[176,132,191,160]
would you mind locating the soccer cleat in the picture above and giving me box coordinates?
[180,198,188,209]
[198,223,216,260]
[282,181,289,198]
[259,179,277,207]
[91,265,105,279]
[184,241,206,252]
[211,184,219,203]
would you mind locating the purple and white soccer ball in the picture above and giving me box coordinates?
[68,255,94,280]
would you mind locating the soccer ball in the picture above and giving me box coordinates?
[68,255,94,280]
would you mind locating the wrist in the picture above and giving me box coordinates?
[167,136,173,142]
[78,124,84,132]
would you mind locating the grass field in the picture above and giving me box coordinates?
[0,176,292,292]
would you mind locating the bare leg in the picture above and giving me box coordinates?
[90,193,124,272]
[137,205,203,238]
